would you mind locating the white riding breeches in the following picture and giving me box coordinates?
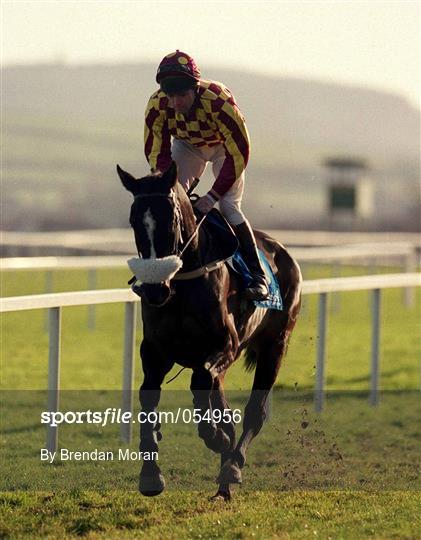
[171,138,246,226]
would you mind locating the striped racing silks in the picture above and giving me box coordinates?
[144,79,250,197]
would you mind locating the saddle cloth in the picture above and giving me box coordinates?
[204,210,283,311]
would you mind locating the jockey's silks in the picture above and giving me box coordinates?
[144,80,250,197]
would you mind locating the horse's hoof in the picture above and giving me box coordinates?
[139,472,165,497]
[216,459,242,485]
[210,489,231,502]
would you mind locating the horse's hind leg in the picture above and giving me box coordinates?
[138,339,173,496]
[218,248,301,487]
[210,373,237,501]
[190,367,231,454]
[218,323,293,486]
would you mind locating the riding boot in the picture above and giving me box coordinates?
[232,220,269,301]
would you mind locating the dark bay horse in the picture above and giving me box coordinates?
[117,162,302,500]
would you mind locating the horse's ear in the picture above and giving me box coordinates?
[162,161,178,189]
[117,164,137,194]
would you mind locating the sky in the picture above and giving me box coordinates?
[2,0,420,109]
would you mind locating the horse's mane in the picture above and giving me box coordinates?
[173,181,197,235]
[130,173,195,214]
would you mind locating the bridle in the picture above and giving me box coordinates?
[128,187,229,288]
[131,189,205,261]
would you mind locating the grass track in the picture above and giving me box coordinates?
[1,491,421,539]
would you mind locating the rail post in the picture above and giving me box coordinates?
[46,306,61,453]
[121,302,136,444]
[331,261,341,314]
[369,288,382,406]
[403,250,417,308]
[314,292,328,412]
[44,271,54,332]
[87,269,97,330]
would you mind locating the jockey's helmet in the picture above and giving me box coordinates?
[156,51,201,94]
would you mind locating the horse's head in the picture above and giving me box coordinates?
[117,161,195,307]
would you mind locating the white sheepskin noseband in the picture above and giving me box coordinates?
[128,256,183,284]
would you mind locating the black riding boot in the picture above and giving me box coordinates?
[233,220,269,301]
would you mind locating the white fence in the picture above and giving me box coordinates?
[2,244,417,271]
[1,272,420,452]
[2,244,418,313]
[2,228,421,254]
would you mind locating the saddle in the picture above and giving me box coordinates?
[200,209,239,263]
[176,209,283,311]
[172,208,238,280]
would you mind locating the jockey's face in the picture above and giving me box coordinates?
[167,89,196,114]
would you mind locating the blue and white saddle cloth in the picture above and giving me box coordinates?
[230,249,283,311]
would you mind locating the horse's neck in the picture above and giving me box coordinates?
[181,240,201,271]
[178,199,202,271]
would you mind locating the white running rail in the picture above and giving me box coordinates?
[1,273,420,452]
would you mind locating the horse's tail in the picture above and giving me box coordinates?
[242,231,302,375]
[244,345,258,372]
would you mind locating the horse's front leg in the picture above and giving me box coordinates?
[138,339,173,496]
[190,365,231,454]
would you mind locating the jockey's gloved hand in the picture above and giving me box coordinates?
[194,191,219,216]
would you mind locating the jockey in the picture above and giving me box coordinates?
[144,50,269,301]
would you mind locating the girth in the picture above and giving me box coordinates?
[171,258,229,280]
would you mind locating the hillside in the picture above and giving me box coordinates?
[2,63,420,230]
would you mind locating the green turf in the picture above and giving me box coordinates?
[1,265,419,391]
[1,265,420,538]
[1,491,420,539]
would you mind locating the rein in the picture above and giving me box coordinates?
[177,214,206,257]
[130,190,222,283]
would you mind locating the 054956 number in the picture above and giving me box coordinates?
[181,408,242,424]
